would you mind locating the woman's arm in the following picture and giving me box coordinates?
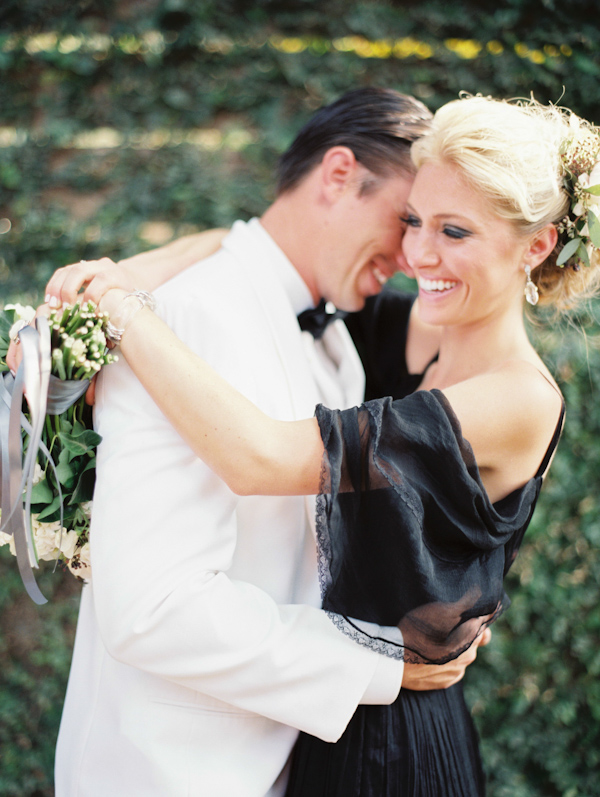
[114,298,559,504]
[102,289,324,497]
[45,229,229,306]
[118,229,229,289]
[100,290,559,503]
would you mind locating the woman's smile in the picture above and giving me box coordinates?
[418,278,458,294]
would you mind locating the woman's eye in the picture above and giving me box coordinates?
[401,214,420,228]
[443,226,471,240]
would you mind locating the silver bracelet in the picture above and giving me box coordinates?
[105,290,157,344]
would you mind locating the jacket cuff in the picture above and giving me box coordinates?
[360,649,403,705]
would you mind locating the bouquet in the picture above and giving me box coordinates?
[0,301,116,601]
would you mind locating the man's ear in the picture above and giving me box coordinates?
[319,146,360,202]
[527,223,558,268]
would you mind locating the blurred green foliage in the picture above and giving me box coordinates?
[466,311,600,796]
[0,0,599,794]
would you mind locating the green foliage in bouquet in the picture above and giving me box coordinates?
[0,302,116,581]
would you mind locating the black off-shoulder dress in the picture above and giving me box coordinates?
[285,289,564,797]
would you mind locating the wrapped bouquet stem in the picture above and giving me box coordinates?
[0,302,116,603]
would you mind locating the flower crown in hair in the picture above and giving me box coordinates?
[557,121,600,269]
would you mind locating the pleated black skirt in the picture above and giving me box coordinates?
[285,683,485,797]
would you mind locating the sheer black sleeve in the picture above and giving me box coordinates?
[315,392,543,664]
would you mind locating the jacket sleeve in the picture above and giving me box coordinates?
[90,260,402,742]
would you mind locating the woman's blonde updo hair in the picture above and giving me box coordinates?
[410,95,600,313]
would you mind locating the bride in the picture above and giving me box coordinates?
[43,95,600,795]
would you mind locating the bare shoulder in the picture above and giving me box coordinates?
[441,362,563,497]
[443,361,563,448]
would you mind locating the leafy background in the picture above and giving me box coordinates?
[1,1,599,794]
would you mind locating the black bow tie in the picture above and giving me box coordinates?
[297,299,347,339]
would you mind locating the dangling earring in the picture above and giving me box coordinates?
[524,264,539,306]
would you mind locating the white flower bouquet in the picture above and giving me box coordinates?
[0,301,116,592]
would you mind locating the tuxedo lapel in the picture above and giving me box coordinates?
[222,220,322,421]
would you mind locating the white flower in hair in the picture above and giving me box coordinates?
[558,123,600,268]
[588,159,600,205]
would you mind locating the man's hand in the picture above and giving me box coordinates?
[401,628,492,691]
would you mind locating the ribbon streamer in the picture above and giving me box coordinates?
[47,375,89,415]
[0,318,89,605]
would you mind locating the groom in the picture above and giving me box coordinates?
[54,88,487,796]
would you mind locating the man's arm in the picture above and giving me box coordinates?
[44,228,229,305]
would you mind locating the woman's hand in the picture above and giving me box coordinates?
[42,260,135,408]
[44,229,229,310]
[45,258,138,309]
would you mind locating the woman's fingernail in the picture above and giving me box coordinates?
[44,294,50,303]
[48,296,58,308]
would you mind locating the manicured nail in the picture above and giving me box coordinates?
[44,294,50,303]
[48,296,58,308]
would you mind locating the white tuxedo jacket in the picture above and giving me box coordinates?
[55,219,402,797]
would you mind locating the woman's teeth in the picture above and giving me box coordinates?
[419,278,457,292]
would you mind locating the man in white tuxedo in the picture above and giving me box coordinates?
[54,88,486,796]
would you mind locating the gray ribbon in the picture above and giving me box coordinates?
[0,318,90,604]
[47,375,90,415]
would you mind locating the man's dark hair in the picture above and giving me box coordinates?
[276,87,432,195]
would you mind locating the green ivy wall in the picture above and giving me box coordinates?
[1,2,599,794]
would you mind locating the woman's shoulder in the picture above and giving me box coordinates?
[442,358,561,420]
[439,361,564,501]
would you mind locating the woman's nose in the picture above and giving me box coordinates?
[404,231,439,269]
